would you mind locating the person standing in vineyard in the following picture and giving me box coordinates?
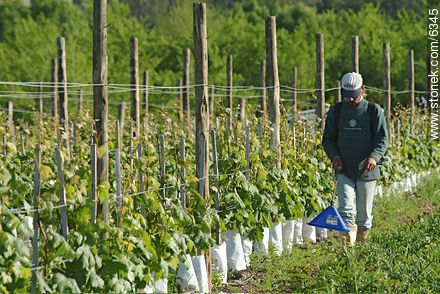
[322,72,389,245]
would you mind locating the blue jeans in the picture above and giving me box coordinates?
[337,173,376,229]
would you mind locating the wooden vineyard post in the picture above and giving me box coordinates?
[239,96,246,123]
[129,121,134,168]
[352,35,359,73]
[210,130,220,244]
[292,67,297,115]
[265,16,281,168]
[51,58,58,120]
[183,48,191,125]
[315,33,325,130]
[78,89,83,114]
[209,86,214,122]
[118,101,126,133]
[194,2,211,288]
[31,144,41,294]
[25,122,29,145]
[178,78,183,121]
[409,49,415,133]
[138,142,145,217]
[93,0,109,227]
[130,37,140,137]
[55,147,69,240]
[180,138,186,210]
[260,59,267,118]
[2,134,5,157]
[159,135,166,204]
[143,70,149,121]
[115,135,122,226]
[227,55,233,130]
[7,101,14,142]
[336,80,341,103]
[38,82,44,120]
[57,37,70,151]
[90,143,97,223]
[20,132,24,157]
[245,126,250,180]
[383,43,391,121]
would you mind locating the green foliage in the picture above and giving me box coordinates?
[0,0,427,116]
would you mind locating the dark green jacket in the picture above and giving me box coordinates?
[322,99,389,181]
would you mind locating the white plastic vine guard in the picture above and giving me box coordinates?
[192,255,209,293]
[302,216,316,243]
[282,220,295,250]
[241,236,253,267]
[316,227,328,239]
[269,221,283,255]
[177,254,199,293]
[293,219,303,245]
[223,230,247,271]
[254,227,270,255]
[212,242,228,284]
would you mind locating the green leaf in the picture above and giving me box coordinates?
[54,273,81,293]
[39,165,53,180]
[0,167,11,185]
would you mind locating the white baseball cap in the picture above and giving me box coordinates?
[341,72,363,98]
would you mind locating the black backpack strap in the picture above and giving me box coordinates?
[367,102,378,136]
[334,102,343,140]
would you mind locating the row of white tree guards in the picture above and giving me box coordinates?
[159,169,438,293]
[10,170,436,293]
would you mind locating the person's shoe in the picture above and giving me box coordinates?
[356,227,370,242]
[341,224,357,245]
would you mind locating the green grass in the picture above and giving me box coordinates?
[218,173,440,293]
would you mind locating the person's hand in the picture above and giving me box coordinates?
[363,157,377,173]
[332,157,343,172]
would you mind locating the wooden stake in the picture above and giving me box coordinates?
[292,67,297,114]
[409,49,415,132]
[259,59,267,118]
[315,33,325,130]
[38,82,44,119]
[227,55,233,130]
[20,132,24,157]
[130,37,140,137]
[115,143,122,226]
[31,144,41,294]
[7,101,14,141]
[78,89,83,113]
[138,143,145,217]
[239,96,246,122]
[118,101,126,133]
[209,86,214,121]
[180,138,186,210]
[178,78,183,120]
[336,80,341,103]
[55,147,68,240]
[93,0,109,226]
[383,43,391,121]
[90,143,97,223]
[51,58,58,120]
[194,2,211,288]
[183,48,191,124]
[265,16,281,168]
[143,70,149,120]
[210,130,220,244]
[245,126,250,180]
[352,36,359,73]
[57,37,70,149]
